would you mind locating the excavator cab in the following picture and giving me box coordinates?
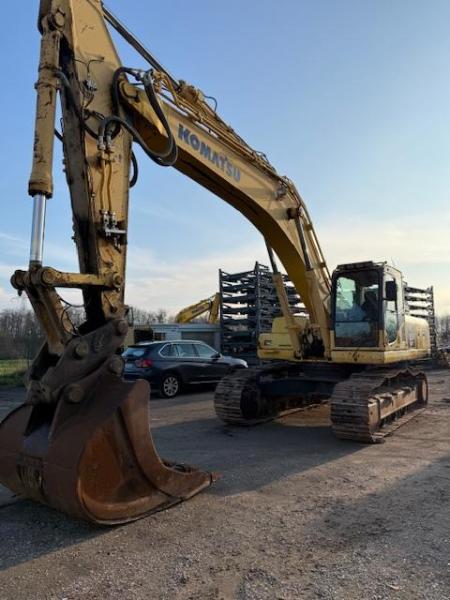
[332,262,386,348]
[258,260,429,365]
[330,262,429,363]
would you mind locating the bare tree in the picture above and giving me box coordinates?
[0,304,172,360]
[154,309,168,323]
[0,308,44,360]
[129,307,155,327]
[437,314,450,347]
[127,306,169,325]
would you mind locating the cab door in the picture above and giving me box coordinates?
[384,273,402,345]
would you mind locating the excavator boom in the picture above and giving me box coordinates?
[175,294,220,324]
[120,76,331,352]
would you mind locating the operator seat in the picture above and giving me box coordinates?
[362,291,378,321]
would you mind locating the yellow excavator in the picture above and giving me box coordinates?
[175,293,220,324]
[0,0,432,524]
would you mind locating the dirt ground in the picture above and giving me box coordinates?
[0,370,449,600]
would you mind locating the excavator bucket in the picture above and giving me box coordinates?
[0,323,214,525]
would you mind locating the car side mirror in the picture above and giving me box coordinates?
[212,352,221,359]
[385,280,397,302]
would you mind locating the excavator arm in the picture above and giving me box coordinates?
[24,0,132,344]
[0,0,215,525]
[175,294,221,324]
[0,0,331,524]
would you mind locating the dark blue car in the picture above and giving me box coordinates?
[123,340,247,398]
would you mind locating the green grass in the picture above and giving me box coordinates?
[0,359,28,387]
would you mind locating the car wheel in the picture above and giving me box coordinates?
[160,373,181,398]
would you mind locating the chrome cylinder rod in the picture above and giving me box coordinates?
[29,194,47,265]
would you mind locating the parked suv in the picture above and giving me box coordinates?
[122,340,248,398]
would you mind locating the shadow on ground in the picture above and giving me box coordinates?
[152,409,362,497]
[0,403,361,571]
[150,385,216,405]
[0,499,104,570]
[309,450,450,547]
[300,450,450,595]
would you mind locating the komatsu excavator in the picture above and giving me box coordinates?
[0,0,432,524]
[175,293,220,324]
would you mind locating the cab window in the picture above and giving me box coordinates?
[334,270,379,347]
[384,275,398,344]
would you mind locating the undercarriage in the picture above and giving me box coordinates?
[214,362,428,442]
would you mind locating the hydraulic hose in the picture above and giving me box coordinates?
[57,66,177,176]
[141,70,177,159]
[104,67,178,167]
[55,69,143,184]
[130,151,138,187]
[55,70,99,139]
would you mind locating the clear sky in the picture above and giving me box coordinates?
[0,0,449,315]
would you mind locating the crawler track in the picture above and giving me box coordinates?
[215,366,428,443]
[330,368,428,442]
[214,368,277,425]
[214,366,334,425]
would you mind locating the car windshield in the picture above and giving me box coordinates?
[334,270,379,347]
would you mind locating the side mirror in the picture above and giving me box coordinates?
[385,280,397,302]
[212,352,221,359]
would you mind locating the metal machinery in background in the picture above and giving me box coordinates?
[404,285,449,366]
[175,293,220,324]
[404,286,437,357]
[220,263,305,365]
[0,0,435,525]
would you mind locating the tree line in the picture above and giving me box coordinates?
[0,306,171,360]
[0,306,449,360]
[438,314,450,347]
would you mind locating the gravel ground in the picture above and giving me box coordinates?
[0,370,449,600]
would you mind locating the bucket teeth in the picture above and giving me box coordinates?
[0,371,213,525]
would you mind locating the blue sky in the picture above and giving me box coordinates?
[0,0,449,314]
